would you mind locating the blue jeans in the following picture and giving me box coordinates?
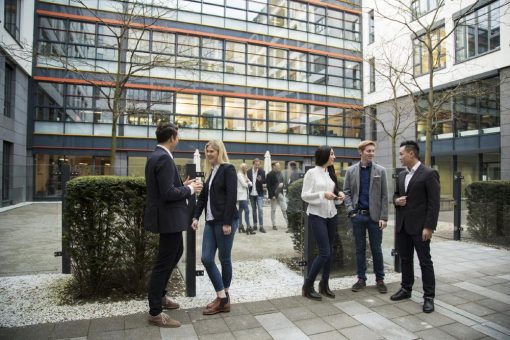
[306,214,337,282]
[249,195,264,227]
[351,214,384,281]
[201,219,239,292]
[238,200,250,226]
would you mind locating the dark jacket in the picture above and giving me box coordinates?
[194,163,239,225]
[393,164,440,235]
[144,146,193,234]
[266,170,284,199]
[247,168,265,197]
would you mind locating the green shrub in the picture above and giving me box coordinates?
[64,176,158,298]
[286,177,357,276]
[465,181,510,246]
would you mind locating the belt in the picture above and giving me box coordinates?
[358,209,370,215]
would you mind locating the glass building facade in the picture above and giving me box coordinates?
[32,0,363,198]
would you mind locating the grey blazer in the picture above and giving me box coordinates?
[343,162,389,222]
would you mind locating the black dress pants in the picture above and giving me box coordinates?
[396,229,435,298]
[148,232,183,316]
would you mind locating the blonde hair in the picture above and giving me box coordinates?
[358,140,376,153]
[203,139,230,180]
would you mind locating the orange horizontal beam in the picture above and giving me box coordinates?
[36,9,362,62]
[33,75,363,110]
[304,0,361,15]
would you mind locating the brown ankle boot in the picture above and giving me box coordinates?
[203,295,230,315]
[319,280,335,298]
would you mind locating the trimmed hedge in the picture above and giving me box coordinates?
[64,176,158,298]
[286,177,357,275]
[465,181,510,246]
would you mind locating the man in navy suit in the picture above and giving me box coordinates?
[391,140,440,314]
[144,122,203,327]
[247,158,266,233]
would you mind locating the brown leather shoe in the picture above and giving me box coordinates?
[203,296,230,315]
[206,297,220,309]
[148,313,181,328]
[161,296,180,310]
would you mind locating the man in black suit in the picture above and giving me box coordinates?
[391,140,440,313]
[144,122,203,327]
[247,158,266,233]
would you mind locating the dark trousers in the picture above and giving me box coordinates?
[396,229,435,298]
[351,214,385,281]
[148,232,183,316]
[306,214,337,282]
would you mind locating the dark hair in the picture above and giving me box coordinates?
[315,145,340,195]
[271,161,278,167]
[288,161,297,169]
[253,158,260,164]
[156,122,178,143]
[400,140,420,159]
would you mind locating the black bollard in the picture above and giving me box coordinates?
[61,164,71,274]
[453,172,463,241]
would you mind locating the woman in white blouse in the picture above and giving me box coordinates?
[301,145,345,300]
[237,163,255,235]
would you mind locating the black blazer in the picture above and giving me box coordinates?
[144,147,192,234]
[194,163,238,225]
[247,168,265,196]
[266,170,284,198]
[393,164,440,235]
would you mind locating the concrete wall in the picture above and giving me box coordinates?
[501,67,510,180]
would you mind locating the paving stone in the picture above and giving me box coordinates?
[334,301,371,316]
[223,314,260,331]
[472,324,509,340]
[269,326,309,340]
[309,330,348,340]
[269,296,305,309]
[232,327,272,340]
[160,324,197,340]
[371,304,409,319]
[476,298,510,313]
[394,300,423,314]
[221,302,250,316]
[8,323,54,340]
[357,295,390,308]
[489,283,510,295]
[124,326,161,340]
[435,282,462,293]
[254,312,293,331]
[244,300,277,315]
[439,322,486,340]
[339,324,382,340]
[125,312,149,329]
[192,318,230,336]
[166,309,192,324]
[466,278,498,287]
[51,320,90,339]
[321,313,360,330]
[307,302,342,317]
[0,327,19,340]
[484,313,510,329]
[454,282,510,305]
[436,294,471,306]
[198,331,235,339]
[415,311,456,327]
[88,329,125,340]
[453,290,486,302]
[456,302,497,317]
[354,312,416,340]
[281,306,317,321]
[187,307,222,322]
[294,317,334,335]
[88,316,124,334]
[392,315,434,332]
[415,327,457,340]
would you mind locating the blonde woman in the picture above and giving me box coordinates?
[192,140,239,315]
[237,163,255,235]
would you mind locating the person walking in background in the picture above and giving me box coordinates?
[343,140,389,294]
[391,140,440,314]
[301,145,345,301]
[144,122,203,328]
[287,161,300,186]
[237,163,255,235]
[192,140,239,315]
[247,158,266,233]
[266,161,289,231]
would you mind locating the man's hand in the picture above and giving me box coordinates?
[190,180,203,194]
[395,196,407,206]
[191,219,199,231]
[183,176,193,185]
[278,183,283,188]
[223,224,232,235]
[422,228,433,241]
[379,220,387,230]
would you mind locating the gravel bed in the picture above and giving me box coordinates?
[0,259,400,327]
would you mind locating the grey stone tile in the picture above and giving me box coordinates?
[166,309,192,325]
[88,329,125,340]
[435,282,462,293]
[371,304,409,319]
[321,313,360,330]
[454,281,510,305]
[489,283,510,295]
[392,315,434,332]
[281,306,317,321]
[294,317,334,335]
[232,327,272,340]
[354,312,416,340]
[334,301,371,316]
[484,313,510,329]
[394,300,423,314]
[439,323,486,340]
[339,324,381,340]
[415,311,456,327]
[222,302,250,316]
[198,331,235,339]
[472,324,510,340]
[269,326,309,340]
[414,328,457,340]
[466,278,498,287]
[124,326,161,340]
[453,290,487,302]
[187,307,222,322]
[309,330,348,340]
[244,300,277,315]
[255,312,293,331]
[307,303,342,317]
[476,299,510,313]
[223,314,260,332]
[160,324,198,340]
[456,302,497,317]
[88,316,124,334]
[269,296,305,309]
[357,295,390,308]
[0,327,19,340]
[51,320,90,339]
[125,312,149,329]
[436,294,471,306]
[192,318,230,336]
[9,323,54,340]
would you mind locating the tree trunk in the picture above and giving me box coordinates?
[424,46,435,166]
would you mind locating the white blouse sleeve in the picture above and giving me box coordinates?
[237,173,249,188]
[301,170,324,205]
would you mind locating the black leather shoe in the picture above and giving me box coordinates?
[423,298,434,313]
[302,281,322,301]
[390,288,411,301]
[259,227,266,233]
[319,280,335,298]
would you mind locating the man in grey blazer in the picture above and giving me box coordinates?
[343,140,388,294]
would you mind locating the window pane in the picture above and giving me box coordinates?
[200,95,222,130]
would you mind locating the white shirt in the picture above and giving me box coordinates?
[301,166,340,219]
[250,168,259,196]
[206,165,220,221]
[237,173,251,201]
[157,145,194,195]
[405,161,421,192]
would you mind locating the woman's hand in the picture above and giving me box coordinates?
[324,192,337,200]
[223,224,232,235]
[336,191,345,202]
[191,219,199,231]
